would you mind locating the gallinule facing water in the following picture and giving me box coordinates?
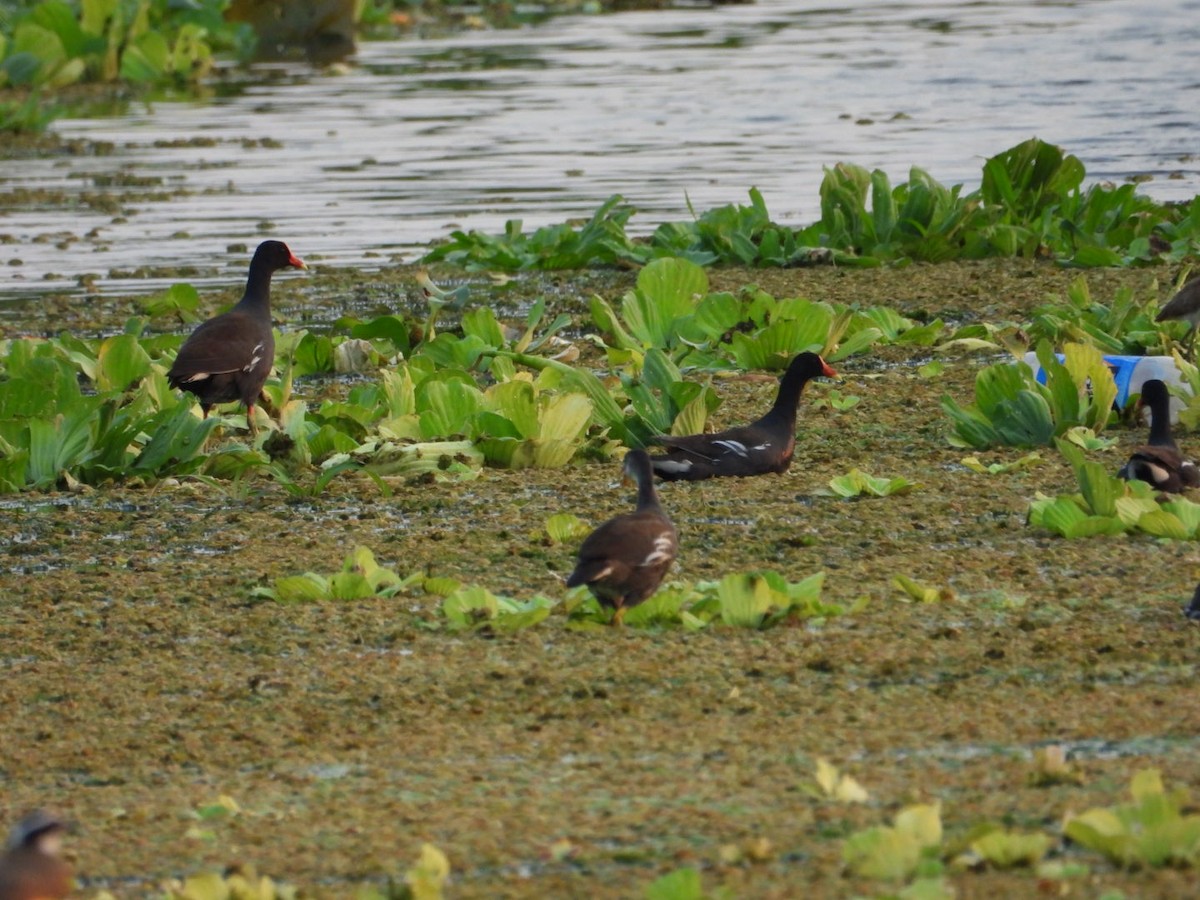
[1118,379,1199,493]
[167,240,306,426]
[1156,275,1200,360]
[0,811,72,900]
[566,450,678,626]
[648,351,837,481]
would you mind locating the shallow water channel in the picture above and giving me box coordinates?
[2,0,1198,299]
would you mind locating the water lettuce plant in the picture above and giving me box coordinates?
[422,139,1200,271]
[0,0,255,95]
[804,758,870,804]
[0,333,220,490]
[1064,769,1200,868]
[644,867,709,900]
[890,574,953,603]
[252,546,422,603]
[825,469,918,498]
[960,452,1043,475]
[157,866,298,900]
[1028,439,1200,539]
[941,342,1117,449]
[843,802,944,882]
[953,826,1054,871]
[424,194,643,269]
[589,256,940,370]
[1026,275,1175,356]
[438,584,556,632]
[571,570,845,631]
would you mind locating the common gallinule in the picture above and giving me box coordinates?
[566,450,678,626]
[648,351,837,481]
[0,811,72,900]
[1118,379,1199,493]
[167,240,306,427]
[1156,274,1200,360]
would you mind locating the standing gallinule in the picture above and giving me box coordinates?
[0,811,72,900]
[1156,274,1200,360]
[648,351,837,481]
[167,240,306,427]
[1118,379,1199,492]
[566,450,678,626]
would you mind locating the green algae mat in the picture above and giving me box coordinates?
[3,260,1200,898]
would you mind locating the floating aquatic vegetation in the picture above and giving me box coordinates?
[644,867,708,900]
[1028,439,1200,539]
[1064,770,1200,868]
[252,546,422,603]
[589,258,934,370]
[959,452,1043,475]
[1027,275,1174,356]
[564,573,844,628]
[843,802,944,882]
[952,825,1054,871]
[423,140,1200,270]
[0,0,254,102]
[811,388,862,412]
[1026,744,1084,787]
[695,570,836,629]
[542,512,592,544]
[424,194,642,270]
[825,469,918,498]
[890,574,953,603]
[158,864,299,900]
[942,342,1117,449]
[803,758,870,804]
[438,585,556,632]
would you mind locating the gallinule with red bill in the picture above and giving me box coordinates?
[1118,379,1199,493]
[168,240,306,428]
[648,351,837,481]
[0,810,72,900]
[566,449,678,626]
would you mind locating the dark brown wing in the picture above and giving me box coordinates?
[567,510,677,606]
[1120,445,1199,493]
[168,311,272,383]
[649,424,791,480]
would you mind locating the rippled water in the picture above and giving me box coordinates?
[3,0,1198,298]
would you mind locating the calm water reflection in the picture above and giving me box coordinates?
[3,0,1198,297]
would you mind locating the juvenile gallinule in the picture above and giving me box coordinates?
[566,450,678,626]
[1156,274,1200,360]
[649,351,837,481]
[167,240,306,427]
[1118,379,1199,493]
[0,811,72,900]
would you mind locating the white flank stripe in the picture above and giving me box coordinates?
[653,459,692,473]
[244,342,265,372]
[184,372,210,382]
[713,439,749,458]
[640,532,675,566]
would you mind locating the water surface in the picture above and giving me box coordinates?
[2,0,1197,298]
